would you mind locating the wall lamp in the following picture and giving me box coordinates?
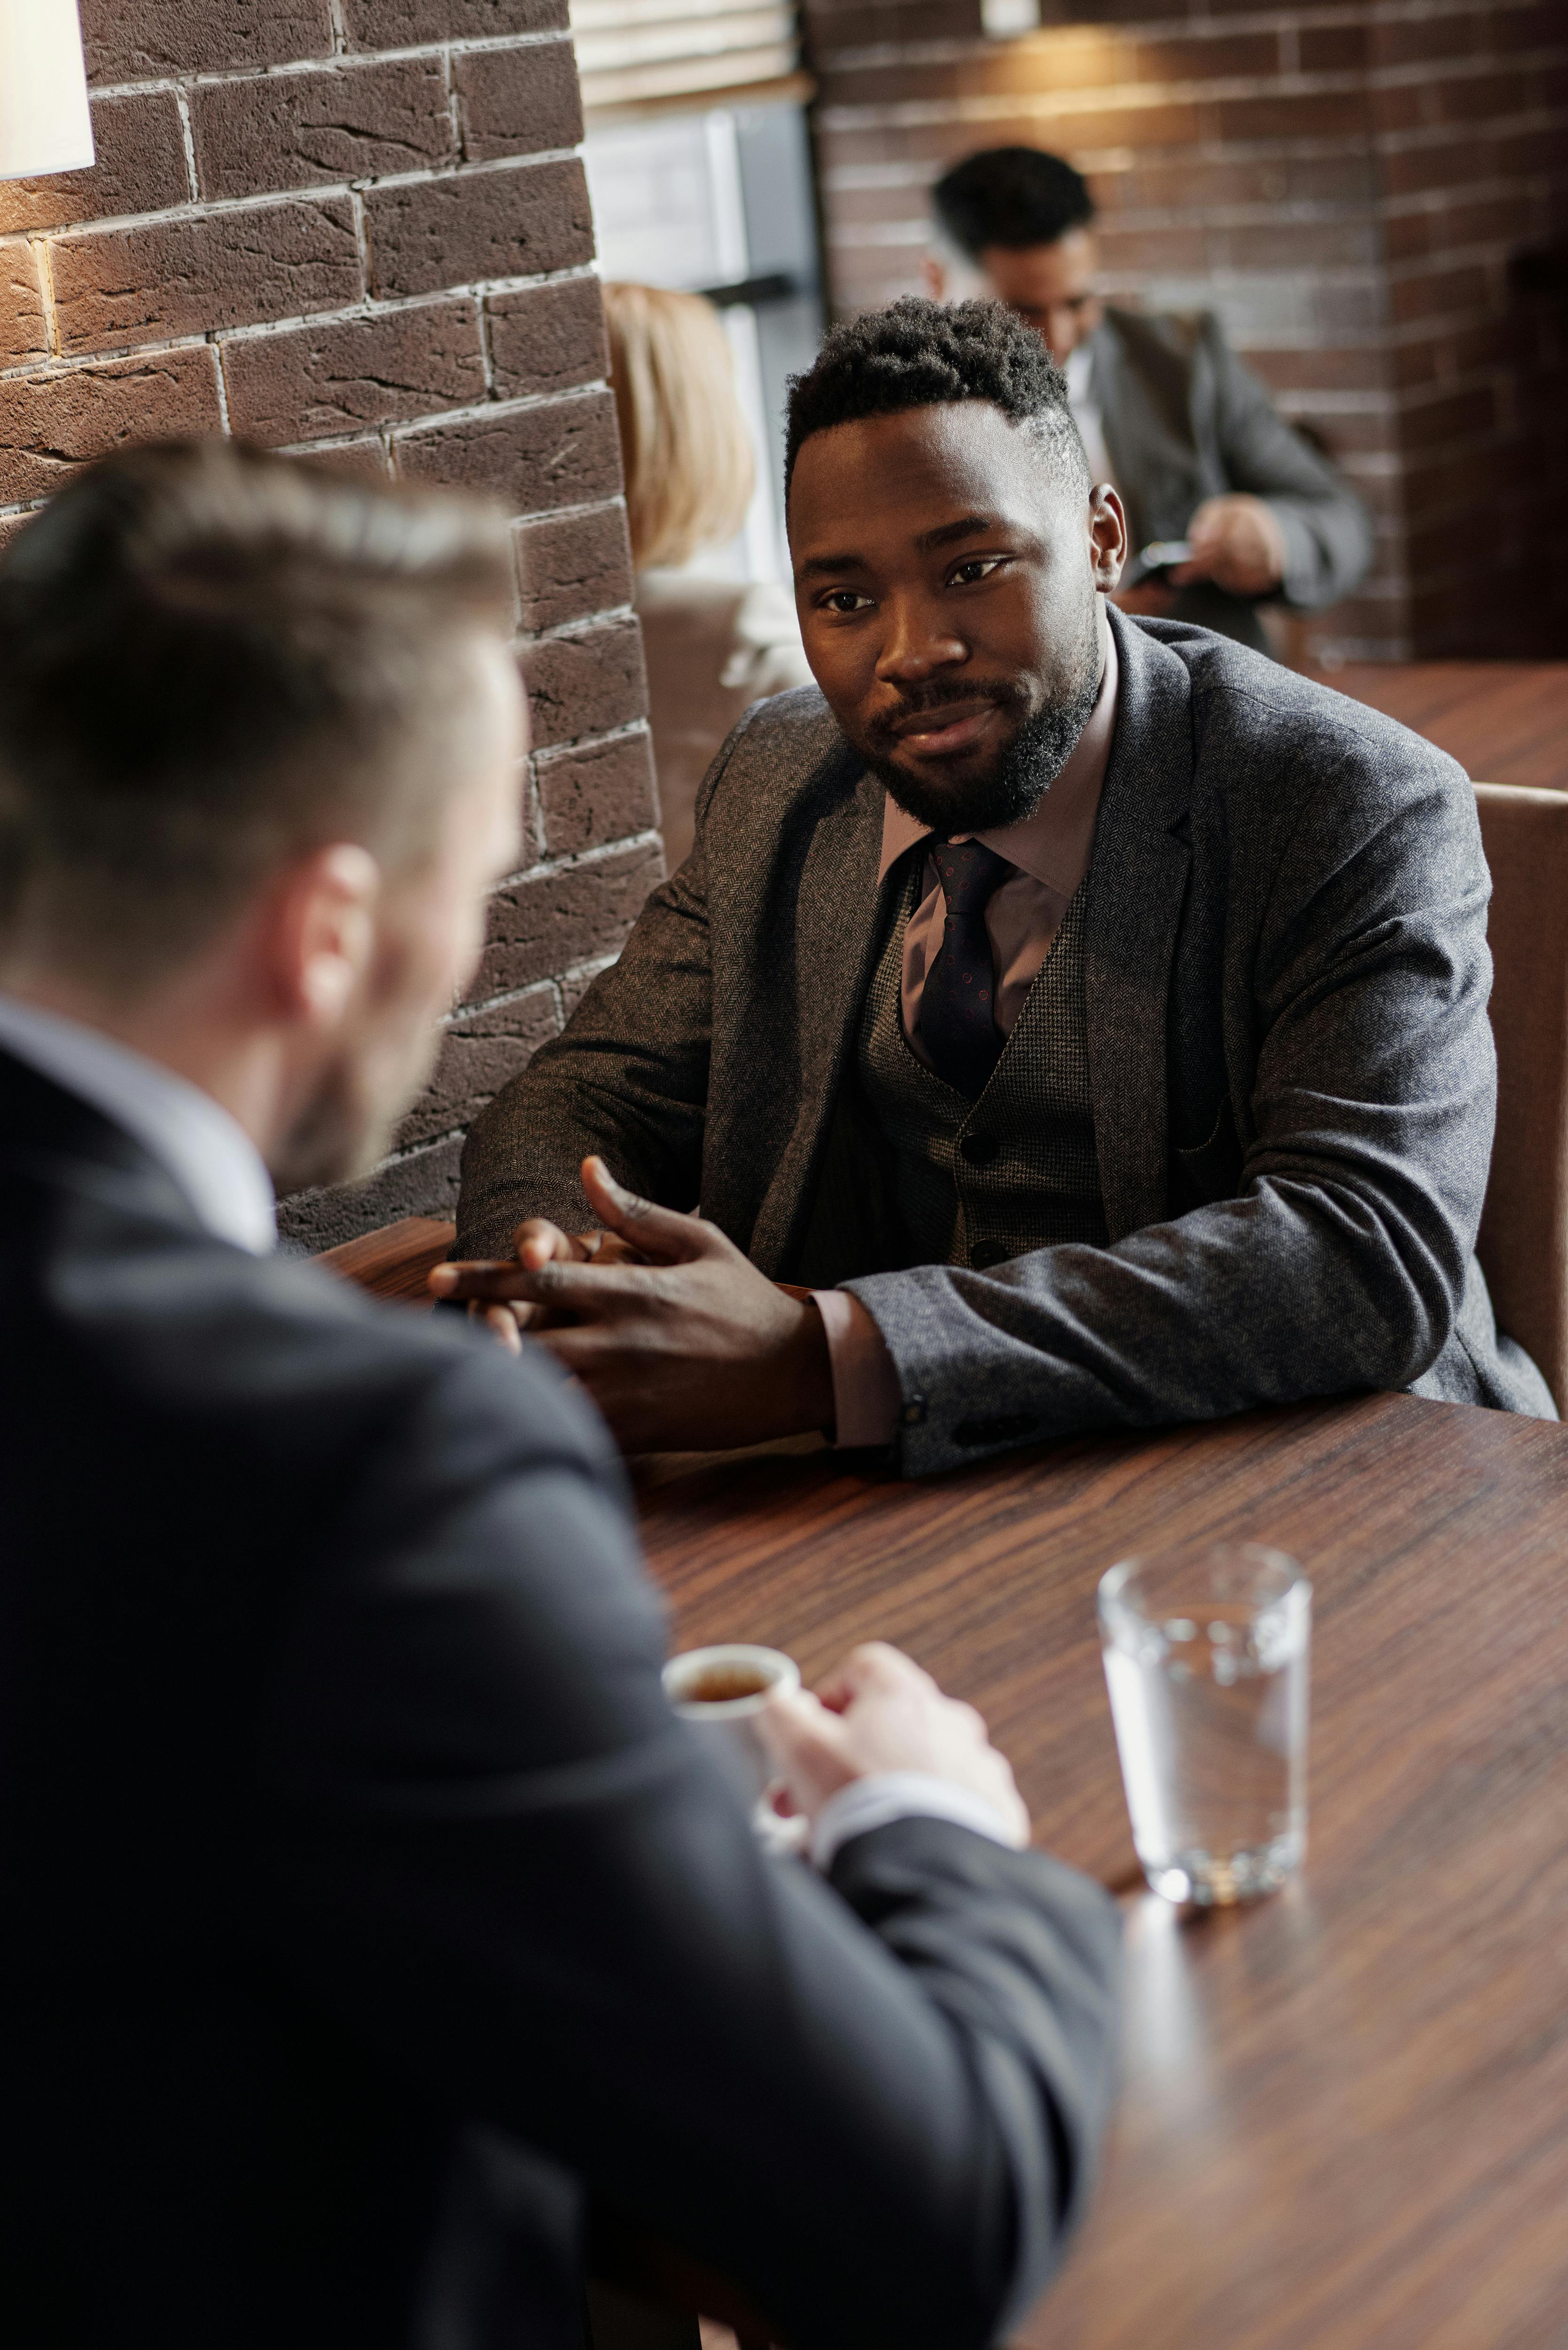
[0,0,94,182]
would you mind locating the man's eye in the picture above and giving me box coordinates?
[950,557,1006,587]
[820,590,873,614]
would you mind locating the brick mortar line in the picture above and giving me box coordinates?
[374,1120,467,1171]
[248,377,610,463]
[818,87,1568,142]
[391,377,611,439]
[513,490,628,534]
[491,829,663,895]
[1370,103,1568,155]
[822,66,1372,113]
[445,953,628,1042]
[0,142,586,252]
[1384,240,1549,282]
[829,182,1381,219]
[825,103,1563,150]
[808,0,1559,61]
[349,188,374,308]
[171,87,200,204]
[326,0,348,59]
[532,716,651,766]
[84,30,572,104]
[818,94,1380,139]
[442,47,466,185]
[0,372,612,518]
[832,216,1383,255]
[519,604,637,651]
[1382,171,1568,213]
[31,240,62,363]
[0,265,601,389]
[208,333,234,435]
[820,30,1568,81]
[438,975,561,1031]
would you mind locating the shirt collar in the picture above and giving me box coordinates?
[877,617,1119,889]
[0,995,276,1255]
[1063,342,1094,402]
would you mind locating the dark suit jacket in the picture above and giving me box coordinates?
[0,1045,1120,2350]
[458,610,1554,1478]
[1095,307,1373,646]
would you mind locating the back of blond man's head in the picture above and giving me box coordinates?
[0,441,515,990]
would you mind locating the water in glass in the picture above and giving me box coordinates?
[1099,1545,1310,1906]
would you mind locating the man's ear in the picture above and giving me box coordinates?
[261,843,382,1029]
[1088,484,1128,593]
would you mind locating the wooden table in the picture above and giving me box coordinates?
[637,1393,1568,2350]
[1306,662,1568,792]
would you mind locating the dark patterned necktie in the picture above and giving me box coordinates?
[917,838,1014,1097]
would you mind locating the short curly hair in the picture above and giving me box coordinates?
[785,295,1088,502]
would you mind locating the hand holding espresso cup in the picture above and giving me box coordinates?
[760,1643,1031,1847]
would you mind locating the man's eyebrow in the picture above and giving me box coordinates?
[914,513,1004,553]
[797,513,1010,579]
[797,549,869,579]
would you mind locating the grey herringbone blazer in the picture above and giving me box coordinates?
[460,609,1554,1475]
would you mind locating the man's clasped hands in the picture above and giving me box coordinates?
[430,1152,837,1455]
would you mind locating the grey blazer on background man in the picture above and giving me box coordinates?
[459,610,1553,1477]
[1096,306,1372,641]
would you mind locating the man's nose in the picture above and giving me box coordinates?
[874,595,967,684]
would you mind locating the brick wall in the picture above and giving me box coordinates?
[0,0,660,1250]
[804,0,1568,662]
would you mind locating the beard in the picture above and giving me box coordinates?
[269,1016,442,1200]
[864,609,1103,838]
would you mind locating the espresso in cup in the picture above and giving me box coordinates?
[678,1661,774,1705]
[662,1644,800,1800]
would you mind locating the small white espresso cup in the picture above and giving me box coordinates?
[662,1643,801,1800]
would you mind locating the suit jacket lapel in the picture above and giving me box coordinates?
[1085,608,1194,1240]
[746,759,891,1271]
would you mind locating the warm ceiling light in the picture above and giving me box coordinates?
[0,0,94,182]
[982,0,1042,30]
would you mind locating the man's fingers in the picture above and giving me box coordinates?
[811,1643,933,1716]
[430,1258,546,1303]
[482,1302,523,1355]
[756,1684,855,1775]
[579,1156,711,1265]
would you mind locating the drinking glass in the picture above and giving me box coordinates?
[1098,1543,1311,1905]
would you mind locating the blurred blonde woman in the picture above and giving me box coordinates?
[603,281,812,870]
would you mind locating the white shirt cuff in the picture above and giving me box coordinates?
[809,1771,1024,1872]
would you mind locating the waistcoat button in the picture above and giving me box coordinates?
[969,1238,1011,1270]
[960,1128,1000,1165]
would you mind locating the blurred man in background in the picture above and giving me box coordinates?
[926,146,1371,653]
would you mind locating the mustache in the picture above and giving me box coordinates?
[866,676,1030,741]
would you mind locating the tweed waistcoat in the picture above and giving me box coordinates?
[855,855,1108,1270]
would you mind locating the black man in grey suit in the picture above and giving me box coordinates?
[448,299,1551,1471]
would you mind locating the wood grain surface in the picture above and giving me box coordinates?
[1305,662,1568,791]
[636,1393,1568,2350]
[316,1213,453,1306]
